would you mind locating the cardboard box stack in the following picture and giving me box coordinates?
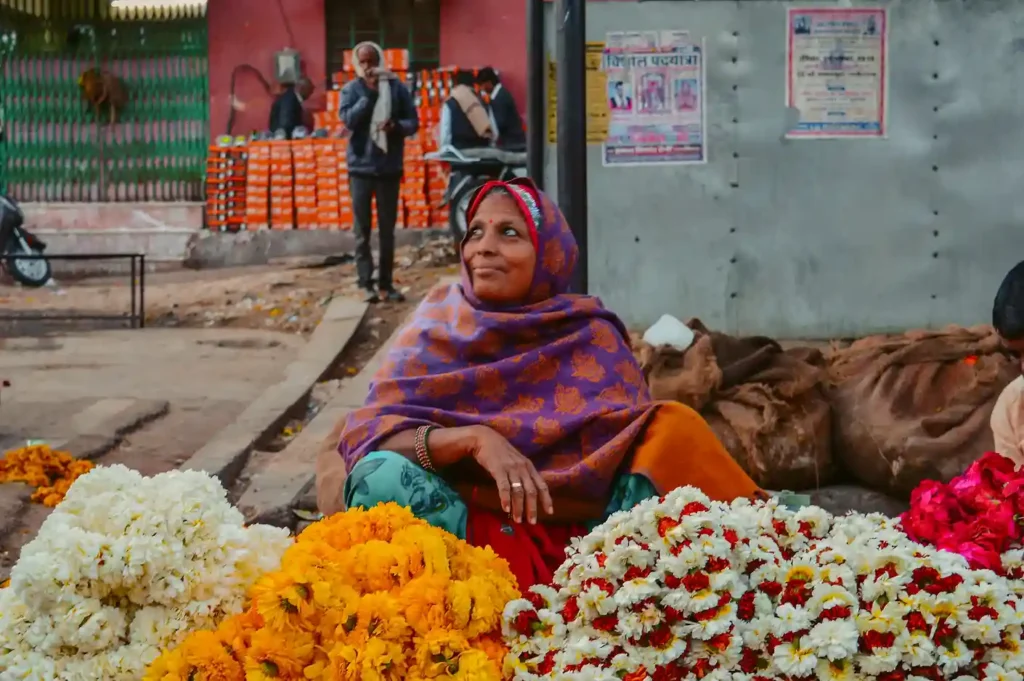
[292,139,317,229]
[315,138,342,230]
[205,136,247,232]
[269,141,294,230]
[245,141,271,230]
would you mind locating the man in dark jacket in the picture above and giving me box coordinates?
[269,77,313,139]
[438,70,492,150]
[339,42,419,303]
[477,67,526,152]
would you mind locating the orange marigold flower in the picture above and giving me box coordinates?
[0,444,93,506]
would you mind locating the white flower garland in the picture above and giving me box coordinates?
[0,465,291,680]
[503,488,1024,681]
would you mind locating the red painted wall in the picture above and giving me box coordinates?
[439,0,528,115]
[206,0,327,137]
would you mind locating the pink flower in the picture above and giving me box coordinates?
[901,481,963,543]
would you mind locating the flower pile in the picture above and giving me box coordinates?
[146,502,520,681]
[0,443,94,506]
[503,487,1024,681]
[901,451,1024,572]
[0,464,290,680]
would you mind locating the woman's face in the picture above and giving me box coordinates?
[463,192,536,305]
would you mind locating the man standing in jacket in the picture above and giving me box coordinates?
[477,67,526,152]
[339,42,419,303]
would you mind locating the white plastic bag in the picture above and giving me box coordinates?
[642,314,695,351]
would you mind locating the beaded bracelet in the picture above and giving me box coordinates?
[414,425,436,472]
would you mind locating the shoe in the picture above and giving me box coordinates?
[360,286,380,303]
[380,288,406,303]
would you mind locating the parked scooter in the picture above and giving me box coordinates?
[423,145,528,242]
[0,192,51,287]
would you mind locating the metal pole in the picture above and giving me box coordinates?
[526,0,545,188]
[555,0,588,293]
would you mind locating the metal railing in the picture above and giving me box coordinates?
[0,252,145,331]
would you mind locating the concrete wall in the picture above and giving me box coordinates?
[544,0,1024,337]
[206,0,327,138]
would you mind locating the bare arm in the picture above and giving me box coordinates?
[377,425,480,468]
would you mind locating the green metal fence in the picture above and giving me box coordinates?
[0,0,209,202]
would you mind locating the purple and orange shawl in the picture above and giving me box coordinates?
[337,178,661,498]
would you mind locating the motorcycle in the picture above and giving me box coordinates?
[0,192,51,287]
[423,145,528,242]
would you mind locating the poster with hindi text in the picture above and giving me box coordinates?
[785,7,888,138]
[601,31,706,166]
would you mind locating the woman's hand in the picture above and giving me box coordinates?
[463,425,555,524]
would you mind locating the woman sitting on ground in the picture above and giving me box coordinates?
[321,178,762,587]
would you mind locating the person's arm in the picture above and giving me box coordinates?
[438,103,453,147]
[376,425,477,468]
[992,379,1024,467]
[393,81,419,138]
[339,83,376,130]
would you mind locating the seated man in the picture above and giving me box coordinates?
[991,260,1024,467]
[269,77,313,140]
[477,67,526,152]
[438,70,493,150]
[318,178,763,589]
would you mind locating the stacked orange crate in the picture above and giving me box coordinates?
[224,140,248,232]
[293,140,318,229]
[422,71,449,228]
[245,141,271,230]
[269,140,294,230]
[335,138,352,230]
[315,138,341,230]
[204,139,231,231]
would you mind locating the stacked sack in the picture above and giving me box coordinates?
[633,318,834,492]
[827,324,1017,498]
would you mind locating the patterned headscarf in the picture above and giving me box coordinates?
[337,178,661,499]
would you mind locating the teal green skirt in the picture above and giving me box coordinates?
[343,450,658,539]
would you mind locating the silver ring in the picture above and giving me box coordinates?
[511,482,523,490]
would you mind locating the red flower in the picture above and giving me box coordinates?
[681,501,709,515]
[737,591,757,621]
[658,517,680,537]
[592,614,618,632]
[682,571,711,593]
[649,624,673,649]
[561,596,580,621]
[512,609,540,636]
[758,580,783,597]
[525,590,548,610]
[537,651,557,675]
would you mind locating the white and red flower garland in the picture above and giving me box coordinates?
[502,488,1024,681]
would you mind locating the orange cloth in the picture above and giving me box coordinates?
[630,401,762,502]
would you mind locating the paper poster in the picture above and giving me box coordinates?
[785,7,888,138]
[547,42,609,144]
[601,31,706,166]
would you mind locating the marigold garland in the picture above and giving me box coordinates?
[0,443,94,506]
[146,502,520,681]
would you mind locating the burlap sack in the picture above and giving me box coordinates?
[827,325,1017,498]
[315,417,348,516]
[635,319,835,490]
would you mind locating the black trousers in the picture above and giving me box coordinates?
[350,173,400,290]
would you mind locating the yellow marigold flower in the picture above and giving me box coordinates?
[143,649,190,681]
[469,635,508,670]
[0,444,93,506]
[152,503,518,681]
[328,637,407,681]
[243,628,314,680]
[411,628,471,678]
[181,630,245,681]
[397,574,451,636]
[250,572,315,632]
